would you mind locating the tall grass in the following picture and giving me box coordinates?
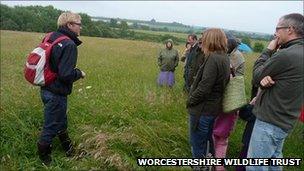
[0,30,303,170]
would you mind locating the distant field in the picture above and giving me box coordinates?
[132,29,189,40]
[132,29,269,48]
[1,30,303,170]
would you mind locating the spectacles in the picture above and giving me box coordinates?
[275,26,288,31]
[71,22,82,26]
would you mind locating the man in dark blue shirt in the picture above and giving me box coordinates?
[37,11,86,166]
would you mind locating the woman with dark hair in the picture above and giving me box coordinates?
[186,28,230,168]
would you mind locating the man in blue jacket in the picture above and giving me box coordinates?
[247,13,303,171]
[37,11,86,165]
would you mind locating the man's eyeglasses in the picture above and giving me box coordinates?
[275,26,288,31]
[71,22,82,27]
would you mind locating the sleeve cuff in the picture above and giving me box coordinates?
[75,68,82,80]
[264,48,275,57]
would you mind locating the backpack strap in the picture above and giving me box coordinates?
[51,35,70,46]
[42,32,70,46]
[43,32,54,43]
[228,53,236,77]
[230,64,236,77]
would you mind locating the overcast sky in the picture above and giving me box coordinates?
[1,1,303,34]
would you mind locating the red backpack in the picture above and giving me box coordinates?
[24,32,70,86]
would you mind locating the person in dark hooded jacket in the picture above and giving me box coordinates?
[37,11,85,166]
[157,39,179,87]
[187,29,230,169]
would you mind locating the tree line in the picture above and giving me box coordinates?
[0,4,184,44]
[1,4,265,51]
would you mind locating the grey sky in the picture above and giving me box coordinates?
[1,1,303,34]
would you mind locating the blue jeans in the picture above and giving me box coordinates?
[189,114,216,158]
[40,89,68,144]
[246,118,288,171]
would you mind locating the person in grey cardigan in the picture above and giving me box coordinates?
[247,13,304,171]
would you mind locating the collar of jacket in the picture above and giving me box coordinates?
[192,42,198,48]
[57,26,82,46]
[190,43,199,52]
[280,38,304,49]
[228,47,238,55]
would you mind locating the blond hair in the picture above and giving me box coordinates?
[57,12,81,28]
[201,28,227,56]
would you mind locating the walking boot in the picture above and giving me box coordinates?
[37,141,52,166]
[58,130,74,157]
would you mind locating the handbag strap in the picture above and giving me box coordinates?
[230,65,236,77]
[228,52,236,77]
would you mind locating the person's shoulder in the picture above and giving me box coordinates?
[283,42,303,53]
[61,39,76,46]
[231,49,245,61]
[210,53,230,65]
[53,39,76,53]
[210,53,228,60]
[160,48,166,52]
[52,31,75,46]
[195,51,204,60]
[273,45,302,64]
[234,49,244,57]
[272,48,289,59]
[48,32,73,51]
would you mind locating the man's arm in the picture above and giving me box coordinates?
[57,43,83,84]
[252,39,287,85]
[158,51,162,67]
[187,58,217,106]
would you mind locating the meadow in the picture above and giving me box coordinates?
[0,30,303,170]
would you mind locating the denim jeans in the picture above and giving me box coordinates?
[39,89,68,144]
[246,118,288,171]
[189,114,216,158]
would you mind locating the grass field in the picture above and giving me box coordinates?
[0,30,303,170]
